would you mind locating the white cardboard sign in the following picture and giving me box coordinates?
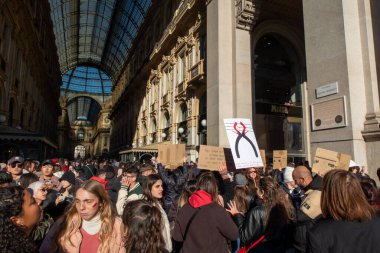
[224,118,263,169]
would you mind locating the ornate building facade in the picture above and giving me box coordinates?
[110,0,206,162]
[0,0,61,160]
[110,0,380,180]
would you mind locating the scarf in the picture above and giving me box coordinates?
[82,214,101,235]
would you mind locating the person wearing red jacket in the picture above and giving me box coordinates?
[173,172,238,253]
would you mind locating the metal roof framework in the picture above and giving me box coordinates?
[61,66,112,95]
[49,0,152,84]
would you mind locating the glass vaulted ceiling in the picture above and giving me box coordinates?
[49,0,152,83]
[61,66,112,95]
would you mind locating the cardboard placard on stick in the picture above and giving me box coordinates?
[273,150,287,169]
[260,150,266,167]
[158,144,170,165]
[312,148,351,175]
[198,145,236,172]
[158,144,186,169]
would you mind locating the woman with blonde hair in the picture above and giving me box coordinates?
[308,169,380,253]
[40,180,125,253]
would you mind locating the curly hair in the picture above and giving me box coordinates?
[0,171,12,187]
[122,199,166,253]
[0,186,37,253]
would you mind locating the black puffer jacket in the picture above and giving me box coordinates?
[234,204,293,253]
[157,163,188,213]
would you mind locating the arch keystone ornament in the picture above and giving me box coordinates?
[236,0,262,31]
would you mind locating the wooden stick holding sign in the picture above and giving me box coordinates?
[312,148,351,175]
[157,144,186,170]
[273,150,287,169]
[224,118,263,169]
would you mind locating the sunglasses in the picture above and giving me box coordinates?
[39,188,48,192]
[11,163,23,168]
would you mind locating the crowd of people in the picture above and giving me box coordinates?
[1,155,380,253]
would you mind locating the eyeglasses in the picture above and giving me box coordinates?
[11,163,23,168]
[40,188,48,192]
[122,174,136,179]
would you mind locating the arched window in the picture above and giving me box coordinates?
[179,103,187,122]
[74,145,86,159]
[163,112,170,128]
[77,129,84,141]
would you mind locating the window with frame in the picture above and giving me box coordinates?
[163,69,169,95]
[178,54,185,84]
[77,129,85,141]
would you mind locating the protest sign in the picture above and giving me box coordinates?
[312,148,351,174]
[224,118,263,169]
[158,144,186,169]
[198,145,236,172]
[273,150,287,169]
[260,149,266,167]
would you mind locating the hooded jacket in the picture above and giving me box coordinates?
[173,190,238,253]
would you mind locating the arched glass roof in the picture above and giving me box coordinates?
[61,66,112,95]
[48,0,152,81]
[67,96,101,125]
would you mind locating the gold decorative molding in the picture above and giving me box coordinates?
[236,0,262,31]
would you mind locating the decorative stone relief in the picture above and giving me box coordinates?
[236,0,262,31]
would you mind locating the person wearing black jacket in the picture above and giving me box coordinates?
[157,163,188,213]
[308,169,380,253]
[228,177,295,253]
[292,166,323,253]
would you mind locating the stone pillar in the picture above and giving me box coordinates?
[303,0,379,176]
[207,0,260,147]
[361,0,380,180]
[206,0,236,147]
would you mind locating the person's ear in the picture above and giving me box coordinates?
[10,216,24,227]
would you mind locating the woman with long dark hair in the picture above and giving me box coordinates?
[308,170,380,253]
[143,174,172,252]
[227,176,294,252]
[0,186,41,253]
[122,199,168,253]
[40,180,125,253]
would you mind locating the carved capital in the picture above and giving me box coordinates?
[236,0,262,31]
[362,112,380,141]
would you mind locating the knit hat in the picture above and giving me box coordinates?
[28,181,45,197]
[235,173,247,187]
[283,166,295,183]
[59,171,76,186]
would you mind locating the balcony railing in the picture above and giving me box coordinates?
[188,59,205,82]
